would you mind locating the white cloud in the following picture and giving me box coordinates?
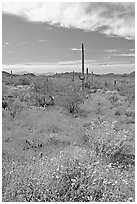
[129,48,135,52]
[71,48,91,51]
[38,39,49,42]
[105,49,117,52]
[3,42,10,47]
[2,2,135,40]
[112,53,135,57]
[71,48,81,51]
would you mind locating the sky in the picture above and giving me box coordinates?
[2,2,135,74]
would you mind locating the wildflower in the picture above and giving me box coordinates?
[127,197,133,202]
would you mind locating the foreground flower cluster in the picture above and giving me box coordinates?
[3,140,134,202]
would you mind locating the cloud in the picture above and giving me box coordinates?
[105,49,117,52]
[2,2,135,40]
[2,42,10,48]
[71,48,81,51]
[38,39,49,42]
[112,53,135,57]
[129,48,135,52]
[3,42,10,47]
[71,47,92,51]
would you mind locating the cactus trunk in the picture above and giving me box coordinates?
[82,43,84,78]
[81,43,85,90]
[86,68,88,76]
[11,70,13,78]
[91,71,94,84]
[79,43,85,91]
[72,71,75,82]
[86,68,88,81]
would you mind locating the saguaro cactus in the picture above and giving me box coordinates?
[72,71,75,82]
[91,71,94,84]
[79,43,85,90]
[10,70,13,78]
[82,43,84,78]
[86,68,88,81]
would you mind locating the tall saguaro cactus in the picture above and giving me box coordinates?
[82,43,84,78]
[86,68,88,81]
[79,43,85,90]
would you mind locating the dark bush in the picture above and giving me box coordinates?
[61,88,83,114]
[19,77,30,85]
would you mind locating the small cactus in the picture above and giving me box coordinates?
[91,71,94,84]
[114,80,117,86]
[11,70,13,78]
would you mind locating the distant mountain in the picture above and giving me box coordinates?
[95,71,135,77]
[37,72,55,76]
[15,71,29,75]
[23,73,36,76]
[2,70,135,78]
[14,71,54,76]
[128,71,135,77]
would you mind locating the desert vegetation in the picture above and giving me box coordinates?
[2,68,135,202]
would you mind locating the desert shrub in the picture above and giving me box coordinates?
[3,76,16,85]
[114,108,123,116]
[125,110,135,118]
[60,88,83,114]
[33,81,47,93]
[52,78,70,93]
[2,100,8,110]
[46,136,70,147]
[108,95,119,104]
[8,100,26,118]
[20,92,54,108]
[18,92,30,103]
[95,103,102,115]
[18,77,30,85]
[23,139,43,151]
[90,79,107,90]
[32,78,55,95]
[35,94,46,107]
[124,117,135,124]
[84,81,92,89]
[114,82,135,104]
[2,85,9,97]
[46,124,62,134]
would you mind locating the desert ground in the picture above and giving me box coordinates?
[2,71,135,202]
